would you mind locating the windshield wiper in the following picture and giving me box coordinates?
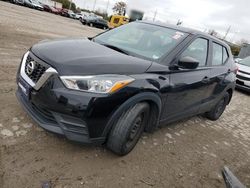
[101,44,130,55]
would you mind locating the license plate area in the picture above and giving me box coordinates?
[18,79,31,100]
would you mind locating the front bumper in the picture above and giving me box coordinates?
[16,87,106,144]
[16,51,138,145]
[236,74,250,92]
[236,82,250,92]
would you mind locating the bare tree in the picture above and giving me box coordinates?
[112,1,126,15]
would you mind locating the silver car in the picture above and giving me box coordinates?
[11,0,25,5]
[236,56,250,92]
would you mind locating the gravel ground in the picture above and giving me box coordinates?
[0,1,250,188]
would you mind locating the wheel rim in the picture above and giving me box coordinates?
[215,98,226,117]
[129,115,142,140]
[125,113,144,149]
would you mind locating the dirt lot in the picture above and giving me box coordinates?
[0,1,250,188]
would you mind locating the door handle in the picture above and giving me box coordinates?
[202,76,210,83]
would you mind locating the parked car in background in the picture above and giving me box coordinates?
[10,0,24,5]
[236,56,250,92]
[60,9,70,17]
[68,10,76,19]
[42,4,59,14]
[75,13,82,20]
[79,12,90,20]
[16,21,236,155]
[109,15,129,28]
[85,18,109,30]
[234,57,242,63]
[80,16,96,25]
[24,0,43,10]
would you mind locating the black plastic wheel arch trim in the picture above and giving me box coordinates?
[102,92,162,138]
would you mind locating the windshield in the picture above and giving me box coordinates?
[94,22,188,61]
[239,56,250,67]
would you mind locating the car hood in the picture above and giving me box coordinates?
[31,38,153,76]
[237,63,250,73]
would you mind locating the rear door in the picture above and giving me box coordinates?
[207,42,231,105]
[161,37,212,122]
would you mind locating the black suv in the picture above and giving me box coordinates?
[81,17,109,30]
[16,21,236,155]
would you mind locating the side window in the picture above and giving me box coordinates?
[181,38,208,67]
[212,43,223,65]
[223,47,229,63]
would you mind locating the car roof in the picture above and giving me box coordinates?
[140,21,229,47]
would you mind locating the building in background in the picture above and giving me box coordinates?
[39,0,62,8]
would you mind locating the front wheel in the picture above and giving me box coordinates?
[204,93,229,121]
[107,102,150,155]
[89,23,93,27]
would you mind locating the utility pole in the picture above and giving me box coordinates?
[69,0,72,10]
[153,9,157,21]
[176,19,182,26]
[93,0,97,11]
[223,26,231,40]
[106,0,109,14]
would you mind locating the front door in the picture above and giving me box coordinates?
[161,37,211,123]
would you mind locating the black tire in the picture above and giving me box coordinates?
[204,92,229,121]
[107,102,150,155]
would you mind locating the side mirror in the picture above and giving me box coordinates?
[178,56,199,69]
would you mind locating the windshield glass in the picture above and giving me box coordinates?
[239,56,250,67]
[94,22,188,61]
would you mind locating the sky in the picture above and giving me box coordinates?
[72,0,250,43]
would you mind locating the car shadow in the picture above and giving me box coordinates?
[235,88,250,96]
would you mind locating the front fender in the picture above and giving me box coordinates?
[102,92,162,137]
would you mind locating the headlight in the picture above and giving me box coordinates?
[60,75,134,94]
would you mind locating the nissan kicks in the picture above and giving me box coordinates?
[16,21,236,155]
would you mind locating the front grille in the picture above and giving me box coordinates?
[239,70,250,75]
[236,74,250,81]
[25,55,47,83]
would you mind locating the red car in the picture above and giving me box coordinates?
[57,8,70,17]
[42,4,59,14]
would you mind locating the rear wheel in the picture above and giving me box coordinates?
[204,93,229,121]
[107,102,150,155]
